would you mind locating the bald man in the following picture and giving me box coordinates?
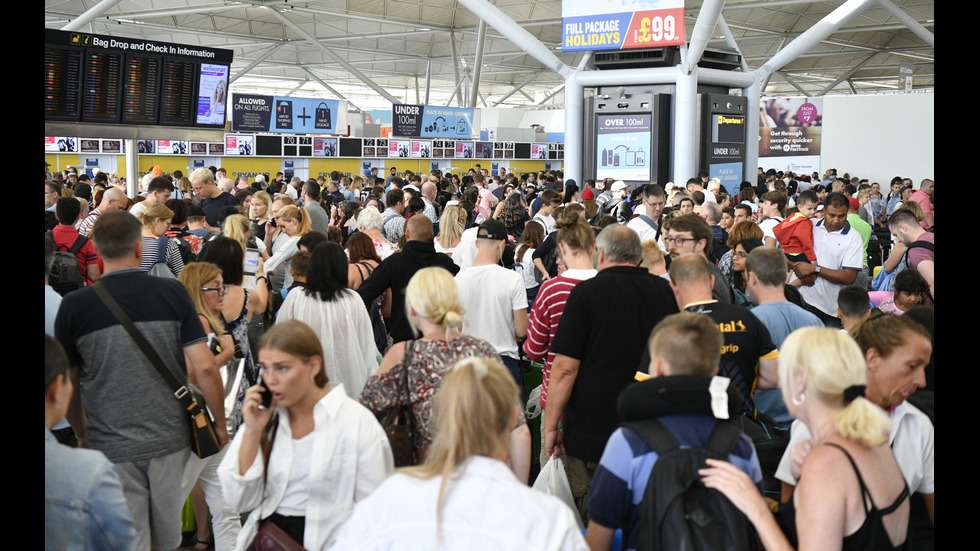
[76,187,127,237]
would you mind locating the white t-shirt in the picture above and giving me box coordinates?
[759,216,784,247]
[776,400,934,494]
[532,213,556,237]
[626,215,665,251]
[455,263,526,359]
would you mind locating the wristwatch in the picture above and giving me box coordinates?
[814,265,822,274]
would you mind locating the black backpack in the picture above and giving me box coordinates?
[623,418,757,551]
[47,232,87,296]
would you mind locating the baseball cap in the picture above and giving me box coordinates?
[847,197,859,209]
[581,188,595,200]
[476,219,508,241]
[611,180,627,192]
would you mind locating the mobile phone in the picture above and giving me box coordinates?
[243,248,260,278]
[256,371,273,410]
[268,217,277,228]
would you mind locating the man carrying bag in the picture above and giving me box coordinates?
[55,211,228,551]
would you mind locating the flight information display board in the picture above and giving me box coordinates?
[44,46,82,121]
[44,29,233,128]
[121,55,161,124]
[82,50,123,123]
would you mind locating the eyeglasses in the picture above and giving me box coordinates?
[663,236,693,247]
[201,285,229,296]
[734,251,749,259]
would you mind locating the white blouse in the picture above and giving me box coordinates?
[277,288,380,398]
[330,455,589,551]
[218,383,394,551]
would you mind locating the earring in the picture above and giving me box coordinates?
[792,392,806,406]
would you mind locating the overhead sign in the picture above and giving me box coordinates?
[392,104,475,138]
[562,0,685,52]
[231,93,342,134]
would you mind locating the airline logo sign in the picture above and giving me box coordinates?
[562,0,685,52]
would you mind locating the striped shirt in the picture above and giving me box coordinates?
[522,269,597,408]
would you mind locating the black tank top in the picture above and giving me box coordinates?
[777,443,910,550]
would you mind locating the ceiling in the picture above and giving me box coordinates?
[44,0,934,113]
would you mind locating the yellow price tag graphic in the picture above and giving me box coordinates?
[637,15,677,44]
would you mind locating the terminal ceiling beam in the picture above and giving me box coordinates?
[267,7,401,105]
[874,0,935,47]
[816,53,877,96]
[683,0,726,74]
[230,44,284,85]
[60,0,124,31]
[469,20,487,109]
[301,67,359,110]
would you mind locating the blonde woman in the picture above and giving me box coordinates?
[249,190,273,240]
[339,357,588,550]
[223,213,267,260]
[264,204,311,290]
[358,267,498,455]
[700,327,910,550]
[434,205,466,257]
[179,262,241,551]
[139,203,184,277]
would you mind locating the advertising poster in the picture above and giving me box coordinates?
[196,63,229,126]
[531,143,548,159]
[456,141,474,159]
[225,134,254,156]
[313,137,338,157]
[474,142,492,159]
[232,93,341,134]
[759,97,823,175]
[392,103,475,138]
[411,140,432,158]
[562,0,685,52]
[595,113,651,181]
[365,110,392,126]
[158,140,189,155]
[389,139,411,158]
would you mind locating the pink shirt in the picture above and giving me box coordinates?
[909,190,933,229]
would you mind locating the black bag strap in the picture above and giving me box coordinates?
[156,236,169,265]
[622,419,680,455]
[623,418,742,458]
[92,282,184,395]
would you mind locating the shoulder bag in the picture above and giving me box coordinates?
[381,340,417,467]
[92,283,221,458]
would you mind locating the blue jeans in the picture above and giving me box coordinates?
[499,354,525,399]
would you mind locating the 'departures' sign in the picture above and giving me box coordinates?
[562,0,686,52]
[392,104,475,138]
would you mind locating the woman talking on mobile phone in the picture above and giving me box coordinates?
[218,320,393,551]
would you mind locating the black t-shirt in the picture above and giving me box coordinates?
[201,191,241,227]
[683,301,777,412]
[551,266,679,462]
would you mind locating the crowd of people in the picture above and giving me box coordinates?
[46,162,933,550]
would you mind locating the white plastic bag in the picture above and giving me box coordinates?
[525,384,542,419]
[531,455,584,530]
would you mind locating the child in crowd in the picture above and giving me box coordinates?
[773,189,818,281]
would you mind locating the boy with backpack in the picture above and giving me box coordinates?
[584,312,763,551]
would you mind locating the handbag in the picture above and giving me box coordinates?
[246,521,305,551]
[382,340,417,467]
[92,283,221,459]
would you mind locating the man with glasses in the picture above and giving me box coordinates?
[46,182,61,211]
[626,183,667,250]
[663,214,733,304]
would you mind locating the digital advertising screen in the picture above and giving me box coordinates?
[314,137,338,157]
[531,143,548,159]
[102,139,121,153]
[158,140,189,155]
[389,139,411,158]
[225,134,254,156]
[191,142,208,155]
[475,141,493,159]
[455,141,474,159]
[196,63,229,127]
[595,113,651,181]
[411,140,432,158]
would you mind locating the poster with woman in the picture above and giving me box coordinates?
[196,63,229,126]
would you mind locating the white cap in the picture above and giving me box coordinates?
[610,180,627,192]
